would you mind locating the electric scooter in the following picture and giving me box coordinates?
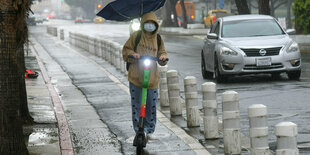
[128,55,168,155]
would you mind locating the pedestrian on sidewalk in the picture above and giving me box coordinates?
[122,12,168,141]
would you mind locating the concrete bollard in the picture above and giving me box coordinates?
[184,76,200,127]
[119,48,125,73]
[82,35,89,52]
[248,104,270,155]
[166,70,182,116]
[159,66,169,107]
[60,29,64,40]
[115,47,121,70]
[88,37,95,54]
[107,42,112,64]
[275,122,299,155]
[222,91,241,155]
[94,38,100,57]
[202,82,219,139]
[101,40,107,60]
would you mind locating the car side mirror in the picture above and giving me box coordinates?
[207,33,218,39]
[286,29,296,35]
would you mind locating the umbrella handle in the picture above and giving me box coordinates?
[140,0,143,16]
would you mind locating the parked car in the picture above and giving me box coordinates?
[94,16,104,24]
[26,16,36,26]
[34,15,44,24]
[129,18,141,35]
[75,17,84,23]
[201,15,301,83]
[203,9,228,27]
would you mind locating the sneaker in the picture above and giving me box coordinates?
[146,133,158,141]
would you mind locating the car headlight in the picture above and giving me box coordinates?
[132,23,140,31]
[287,41,299,53]
[220,47,238,56]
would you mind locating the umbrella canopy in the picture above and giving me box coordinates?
[96,0,166,21]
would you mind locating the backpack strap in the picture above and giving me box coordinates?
[157,34,161,52]
[133,30,142,52]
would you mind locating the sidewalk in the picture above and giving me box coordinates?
[25,45,61,154]
[26,25,211,155]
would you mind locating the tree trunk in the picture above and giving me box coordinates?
[259,0,271,15]
[235,0,250,14]
[0,0,29,154]
[161,0,174,27]
[180,0,188,28]
[171,0,179,26]
[270,0,275,16]
[18,46,34,124]
[287,0,292,28]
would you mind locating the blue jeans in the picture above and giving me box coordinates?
[129,82,158,134]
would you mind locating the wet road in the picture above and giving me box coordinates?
[42,20,310,153]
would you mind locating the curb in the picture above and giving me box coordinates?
[30,37,74,155]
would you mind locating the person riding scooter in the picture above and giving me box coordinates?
[122,12,168,142]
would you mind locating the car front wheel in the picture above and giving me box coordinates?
[287,70,301,80]
[201,52,213,79]
[214,55,227,83]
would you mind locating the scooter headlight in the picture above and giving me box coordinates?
[144,59,151,66]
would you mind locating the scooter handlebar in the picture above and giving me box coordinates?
[128,55,169,63]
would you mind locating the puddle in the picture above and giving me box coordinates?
[28,128,59,146]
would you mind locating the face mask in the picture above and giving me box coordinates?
[144,23,156,32]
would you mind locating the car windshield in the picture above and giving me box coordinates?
[222,19,285,38]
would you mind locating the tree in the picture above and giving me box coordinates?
[293,0,310,34]
[161,0,178,27]
[235,0,250,14]
[180,0,188,28]
[171,0,179,26]
[259,0,271,15]
[161,0,174,26]
[270,0,287,16]
[287,0,294,28]
[0,0,31,154]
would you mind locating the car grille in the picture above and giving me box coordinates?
[241,47,282,57]
[244,63,283,70]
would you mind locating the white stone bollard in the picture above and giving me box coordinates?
[106,42,111,63]
[119,49,125,73]
[202,82,219,139]
[115,47,121,70]
[83,35,89,51]
[222,91,241,155]
[110,43,115,66]
[166,70,182,116]
[159,66,169,107]
[184,76,200,127]
[94,38,100,57]
[101,40,107,60]
[60,29,64,40]
[248,104,270,155]
[275,122,299,155]
[88,37,95,54]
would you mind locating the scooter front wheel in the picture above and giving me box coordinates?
[136,136,144,155]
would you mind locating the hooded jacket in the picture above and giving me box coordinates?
[122,12,167,89]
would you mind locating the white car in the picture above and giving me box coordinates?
[201,15,301,83]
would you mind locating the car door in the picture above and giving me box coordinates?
[204,21,219,72]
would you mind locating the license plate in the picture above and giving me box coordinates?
[256,57,271,66]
